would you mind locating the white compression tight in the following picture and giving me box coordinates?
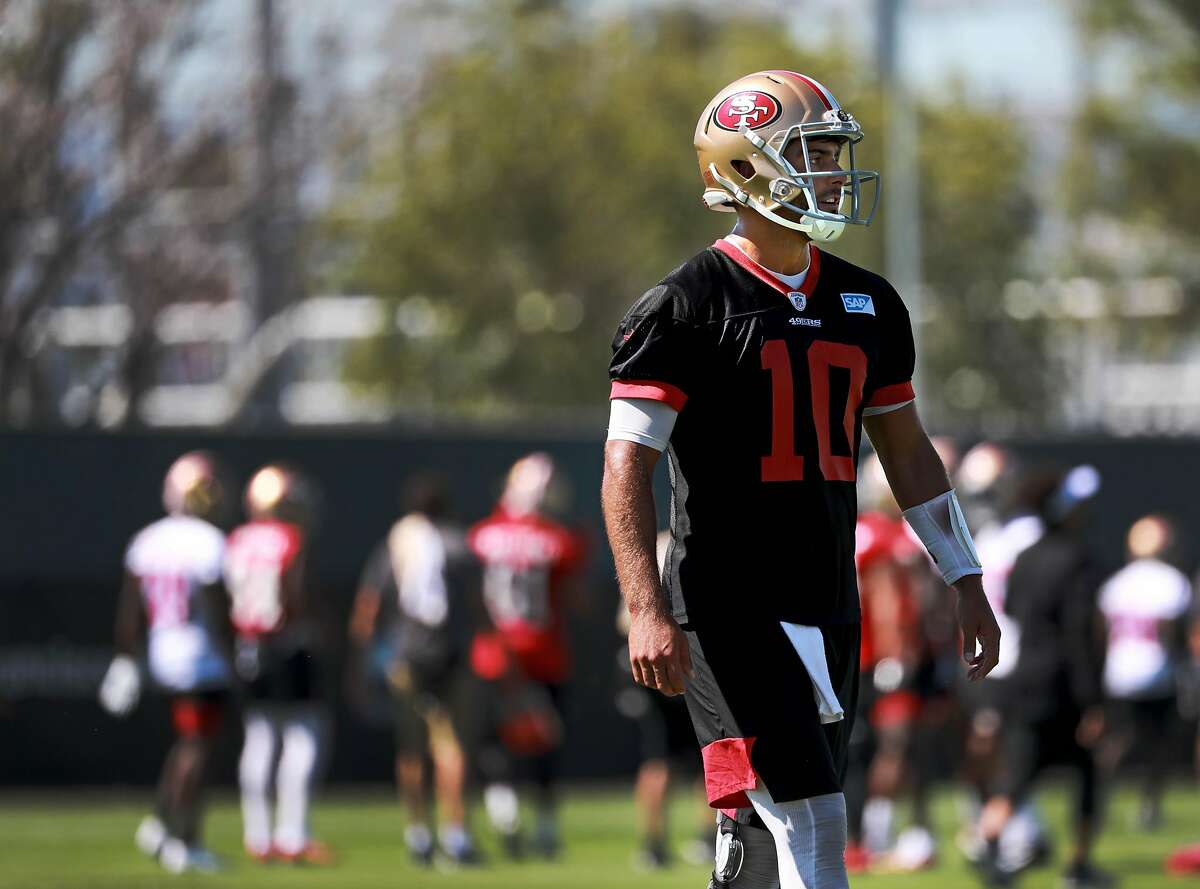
[239,705,324,855]
[745,785,849,889]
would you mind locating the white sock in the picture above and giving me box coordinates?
[441,823,470,855]
[238,709,277,854]
[484,783,520,834]
[746,783,849,889]
[273,710,321,853]
[862,796,894,853]
[405,824,433,853]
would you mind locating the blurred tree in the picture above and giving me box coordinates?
[915,94,1045,433]
[333,1,1038,429]
[331,2,865,417]
[1035,0,1200,433]
[0,0,227,427]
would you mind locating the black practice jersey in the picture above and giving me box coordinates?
[609,239,916,627]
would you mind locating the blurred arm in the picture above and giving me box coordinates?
[865,403,1000,680]
[114,570,145,655]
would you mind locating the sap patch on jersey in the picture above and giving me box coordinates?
[840,293,875,315]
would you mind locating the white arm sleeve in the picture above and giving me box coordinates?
[606,397,679,453]
[902,488,984,586]
[862,398,914,417]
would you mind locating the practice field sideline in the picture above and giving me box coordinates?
[0,785,1195,888]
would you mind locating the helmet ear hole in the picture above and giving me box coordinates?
[730,159,754,180]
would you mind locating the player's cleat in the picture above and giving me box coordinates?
[1060,860,1116,889]
[438,826,482,867]
[971,840,1015,888]
[532,821,561,860]
[498,829,524,861]
[134,815,167,858]
[404,825,435,867]
[274,840,336,866]
[843,841,873,874]
[1134,800,1162,832]
[245,844,275,864]
[680,834,713,867]
[1166,844,1200,876]
[159,838,223,874]
[875,825,937,873]
[633,840,670,871]
[182,846,222,873]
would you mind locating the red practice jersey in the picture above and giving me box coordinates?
[854,510,923,669]
[468,509,585,684]
[224,519,305,637]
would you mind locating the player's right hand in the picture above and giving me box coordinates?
[627,610,693,697]
[98,654,142,717]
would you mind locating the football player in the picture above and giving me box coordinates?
[955,445,1056,877]
[1096,515,1192,831]
[468,453,587,859]
[602,71,1000,889]
[347,473,480,865]
[225,464,333,865]
[843,453,938,873]
[978,466,1111,889]
[99,451,233,874]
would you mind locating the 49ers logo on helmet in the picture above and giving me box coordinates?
[713,90,782,131]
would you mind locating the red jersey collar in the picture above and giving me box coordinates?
[713,238,821,299]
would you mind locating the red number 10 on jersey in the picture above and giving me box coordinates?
[761,339,867,483]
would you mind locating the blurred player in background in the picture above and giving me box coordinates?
[1096,514,1192,831]
[99,451,233,874]
[615,529,711,870]
[348,473,480,866]
[468,452,587,859]
[956,444,1055,877]
[225,464,333,865]
[844,452,938,873]
[1166,595,1200,876]
[978,466,1110,889]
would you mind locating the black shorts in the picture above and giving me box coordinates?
[237,638,321,703]
[391,658,473,755]
[997,708,1097,817]
[683,618,860,807]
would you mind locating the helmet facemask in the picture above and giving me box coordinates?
[704,117,880,243]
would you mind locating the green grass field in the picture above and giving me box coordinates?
[0,784,1196,889]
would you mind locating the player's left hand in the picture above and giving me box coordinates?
[98,654,142,716]
[628,609,692,697]
[955,579,1001,681]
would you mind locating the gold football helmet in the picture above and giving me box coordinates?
[162,451,225,520]
[244,463,317,526]
[694,70,879,242]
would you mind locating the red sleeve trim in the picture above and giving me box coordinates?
[701,737,758,809]
[866,381,915,408]
[610,380,688,412]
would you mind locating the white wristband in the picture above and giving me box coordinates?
[902,489,983,586]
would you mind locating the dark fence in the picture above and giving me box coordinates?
[2,429,1198,786]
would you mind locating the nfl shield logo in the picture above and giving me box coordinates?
[787,291,807,313]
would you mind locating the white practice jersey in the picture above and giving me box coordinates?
[973,513,1044,680]
[1099,558,1192,700]
[126,515,231,692]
